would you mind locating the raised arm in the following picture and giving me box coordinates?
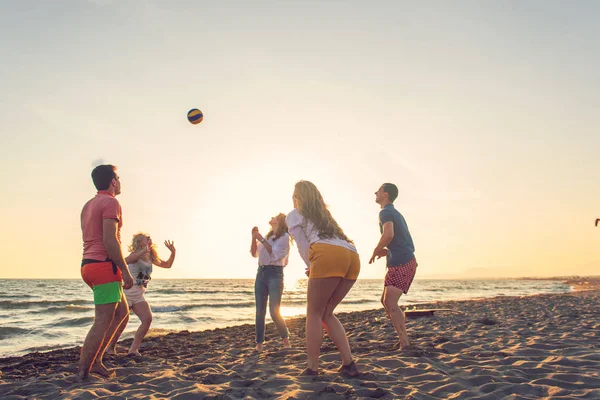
[253,231,272,254]
[250,227,259,258]
[125,247,149,264]
[156,240,176,269]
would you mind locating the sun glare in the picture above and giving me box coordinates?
[284,273,303,291]
[280,305,305,318]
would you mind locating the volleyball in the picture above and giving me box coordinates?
[187,109,203,125]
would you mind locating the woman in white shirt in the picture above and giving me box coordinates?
[286,180,360,377]
[107,233,176,356]
[250,213,291,351]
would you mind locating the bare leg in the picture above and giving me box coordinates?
[321,279,357,367]
[77,303,118,381]
[128,301,152,355]
[380,287,391,318]
[305,277,345,372]
[382,286,410,348]
[91,295,129,376]
[106,311,129,355]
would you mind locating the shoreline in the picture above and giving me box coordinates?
[2,289,599,398]
[2,275,598,281]
[1,281,574,359]
[0,278,576,359]
[516,276,600,292]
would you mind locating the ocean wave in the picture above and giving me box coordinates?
[152,301,257,313]
[146,328,181,337]
[193,301,256,309]
[0,278,573,358]
[40,331,64,338]
[342,299,377,305]
[31,305,94,314]
[163,315,215,324]
[48,316,94,327]
[0,326,31,340]
[0,293,36,299]
[152,305,191,313]
[22,343,70,353]
[150,299,377,313]
[152,289,255,296]
[0,299,90,310]
[148,296,253,304]
[280,298,375,306]
[65,304,94,311]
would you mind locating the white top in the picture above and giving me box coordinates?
[128,259,153,288]
[286,208,357,267]
[253,232,290,267]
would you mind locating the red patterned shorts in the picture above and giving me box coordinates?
[384,258,417,294]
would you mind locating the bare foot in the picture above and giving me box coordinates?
[75,371,89,382]
[339,360,361,377]
[90,363,116,378]
[399,344,426,357]
[255,343,264,352]
[397,339,411,350]
[127,351,141,357]
[300,367,319,376]
[282,338,291,349]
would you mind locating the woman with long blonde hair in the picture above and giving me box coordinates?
[107,233,176,356]
[250,213,291,351]
[286,180,360,376]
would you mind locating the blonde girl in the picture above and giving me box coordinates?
[108,233,176,356]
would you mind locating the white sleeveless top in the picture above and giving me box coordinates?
[128,259,153,288]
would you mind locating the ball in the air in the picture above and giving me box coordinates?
[187,109,203,124]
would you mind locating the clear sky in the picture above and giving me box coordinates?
[1,1,599,280]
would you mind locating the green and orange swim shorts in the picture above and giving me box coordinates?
[81,259,123,305]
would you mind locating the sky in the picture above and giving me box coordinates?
[0,1,599,280]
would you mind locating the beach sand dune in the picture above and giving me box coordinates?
[1,290,599,399]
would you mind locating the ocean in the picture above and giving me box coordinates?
[0,278,571,358]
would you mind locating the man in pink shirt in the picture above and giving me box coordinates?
[78,164,134,381]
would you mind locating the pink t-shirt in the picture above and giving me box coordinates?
[81,191,123,261]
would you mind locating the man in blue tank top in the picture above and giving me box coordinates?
[369,183,417,350]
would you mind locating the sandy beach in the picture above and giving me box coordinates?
[1,286,599,399]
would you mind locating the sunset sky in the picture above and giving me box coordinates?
[1,1,599,280]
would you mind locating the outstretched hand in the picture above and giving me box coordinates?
[164,240,176,253]
[369,248,388,264]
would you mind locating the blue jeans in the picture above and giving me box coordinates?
[255,265,289,344]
